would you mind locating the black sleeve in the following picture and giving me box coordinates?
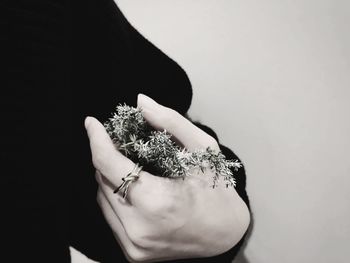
[99,0,193,115]
[2,0,71,261]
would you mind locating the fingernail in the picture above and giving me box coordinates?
[84,116,92,129]
[137,93,158,110]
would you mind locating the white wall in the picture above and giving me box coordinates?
[73,1,350,262]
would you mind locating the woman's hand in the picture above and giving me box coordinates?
[84,94,250,262]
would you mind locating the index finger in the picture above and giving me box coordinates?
[85,116,135,185]
[85,116,162,207]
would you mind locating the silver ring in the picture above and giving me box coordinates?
[114,163,143,199]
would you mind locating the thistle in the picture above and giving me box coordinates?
[104,104,242,188]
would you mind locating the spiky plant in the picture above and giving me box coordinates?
[104,104,242,188]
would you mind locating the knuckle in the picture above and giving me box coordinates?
[96,190,102,206]
[125,245,150,262]
[140,189,186,229]
[92,152,107,170]
[94,171,101,184]
[128,228,153,250]
[143,188,179,216]
[206,136,219,149]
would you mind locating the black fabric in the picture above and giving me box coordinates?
[2,0,249,262]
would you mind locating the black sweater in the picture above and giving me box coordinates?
[2,0,249,262]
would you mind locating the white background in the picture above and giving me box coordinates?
[72,1,350,262]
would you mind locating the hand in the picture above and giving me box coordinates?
[85,94,250,262]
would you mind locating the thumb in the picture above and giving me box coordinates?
[137,94,219,152]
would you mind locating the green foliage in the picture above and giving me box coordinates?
[104,104,242,188]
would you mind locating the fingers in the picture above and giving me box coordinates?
[97,189,147,262]
[85,116,135,186]
[137,94,220,152]
[95,166,163,210]
[97,188,131,245]
[86,116,160,206]
[96,170,137,219]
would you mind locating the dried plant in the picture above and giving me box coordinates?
[104,104,242,188]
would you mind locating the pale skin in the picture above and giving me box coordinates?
[85,94,250,262]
